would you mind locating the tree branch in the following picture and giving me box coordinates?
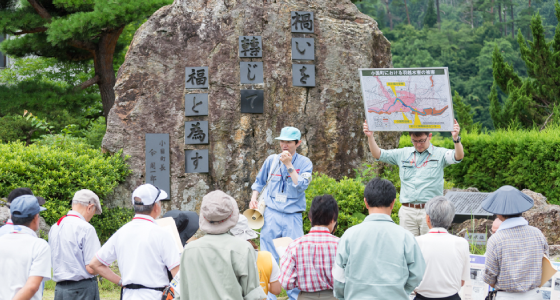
[14,27,48,35]
[69,40,96,51]
[27,0,52,21]
[540,109,555,131]
[75,75,100,91]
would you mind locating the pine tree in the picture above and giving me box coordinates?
[0,0,171,119]
[452,91,477,132]
[424,0,438,28]
[489,1,560,129]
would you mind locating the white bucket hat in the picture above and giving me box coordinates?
[230,215,259,240]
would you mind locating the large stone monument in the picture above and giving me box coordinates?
[103,0,396,212]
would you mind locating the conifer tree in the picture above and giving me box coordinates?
[0,0,171,119]
[424,0,438,28]
[452,91,476,132]
[489,1,560,129]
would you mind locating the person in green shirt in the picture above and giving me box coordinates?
[362,119,464,236]
[333,178,426,300]
[179,190,267,300]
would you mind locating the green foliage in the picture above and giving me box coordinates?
[423,0,437,28]
[452,91,477,133]
[490,4,560,129]
[399,128,560,205]
[0,140,132,242]
[82,117,107,148]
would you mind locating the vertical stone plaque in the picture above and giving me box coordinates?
[239,36,263,58]
[185,67,209,89]
[240,90,264,113]
[292,64,315,87]
[240,62,264,84]
[291,38,315,60]
[185,149,209,173]
[185,94,209,116]
[291,11,314,33]
[145,133,171,196]
[185,121,209,144]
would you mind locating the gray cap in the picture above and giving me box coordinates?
[481,185,534,215]
[73,189,102,215]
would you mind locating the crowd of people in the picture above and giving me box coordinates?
[0,125,550,300]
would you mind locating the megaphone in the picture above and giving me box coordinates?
[243,200,266,229]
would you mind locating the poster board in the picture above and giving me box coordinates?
[359,67,454,132]
[539,261,560,300]
[156,217,183,254]
[273,237,293,260]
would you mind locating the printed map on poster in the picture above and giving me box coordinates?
[359,68,455,132]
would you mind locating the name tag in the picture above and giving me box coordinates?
[275,193,287,203]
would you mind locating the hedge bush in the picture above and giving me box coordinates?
[303,173,401,237]
[0,139,133,242]
[399,127,560,205]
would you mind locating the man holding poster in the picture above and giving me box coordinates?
[362,120,464,236]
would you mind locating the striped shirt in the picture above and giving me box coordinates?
[483,223,549,292]
[279,227,339,292]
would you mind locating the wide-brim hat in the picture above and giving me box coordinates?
[481,185,534,215]
[199,190,239,234]
[230,215,259,240]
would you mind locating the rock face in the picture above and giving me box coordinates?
[450,189,560,245]
[103,0,397,211]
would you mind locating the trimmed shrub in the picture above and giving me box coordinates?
[303,173,401,237]
[0,140,132,242]
[399,127,560,205]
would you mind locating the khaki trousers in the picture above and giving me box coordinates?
[298,289,337,300]
[398,206,429,236]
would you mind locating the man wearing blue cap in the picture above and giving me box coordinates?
[250,126,313,300]
[481,186,548,300]
[0,195,51,300]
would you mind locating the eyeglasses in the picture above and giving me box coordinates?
[411,137,428,144]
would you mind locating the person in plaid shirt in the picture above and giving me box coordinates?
[481,186,549,300]
[279,195,339,300]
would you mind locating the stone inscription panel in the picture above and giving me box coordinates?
[145,133,171,196]
[292,64,315,87]
[239,36,262,58]
[185,149,209,173]
[240,90,264,113]
[292,38,315,60]
[185,121,209,144]
[291,11,314,33]
[185,94,209,116]
[185,67,209,89]
[240,62,264,84]
[446,192,493,216]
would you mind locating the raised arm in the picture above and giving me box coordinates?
[451,119,464,161]
[363,120,381,160]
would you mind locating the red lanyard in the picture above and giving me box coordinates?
[56,214,81,225]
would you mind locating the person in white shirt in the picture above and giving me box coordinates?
[49,189,103,300]
[0,188,46,237]
[0,195,51,300]
[89,184,181,300]
[414,196,470,300]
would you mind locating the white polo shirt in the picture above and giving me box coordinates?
[48,211,101,282]
[96,214,180,300]
[415,228,470,298]
[0,219,14,237]
[0,224,51,300]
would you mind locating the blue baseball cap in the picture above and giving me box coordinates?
[481,185,534,215]
[275,127,301,141]
[10,195,47,218]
